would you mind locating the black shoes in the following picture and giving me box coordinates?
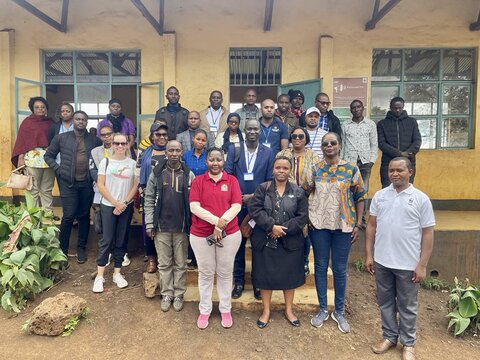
[304,264,310,276]
[256,318,269,329]
[76,248,87,264]
[254,287,262,300]
[284,313,301,327]
[232,284,244,299]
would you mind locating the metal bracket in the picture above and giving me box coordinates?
[12,0,69,33]
[131,0,165,36]
[264,0,274,32]
[470,8,480,31]
[365,0,401,31]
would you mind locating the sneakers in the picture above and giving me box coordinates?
[161,295,173,312]
[197,314,210,329]
[173,296,184,312]
[76,248,87,264]
[331,311,351,333]
[221,312,233,328]
[92,276,105,293]
[112,273,128,288]
[122,253,131,267]
[311,310,329,328]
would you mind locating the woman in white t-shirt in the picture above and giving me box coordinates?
[93,133,139,293]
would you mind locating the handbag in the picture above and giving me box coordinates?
[6,165,33,191]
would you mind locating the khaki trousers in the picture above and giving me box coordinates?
[26,166,55,211]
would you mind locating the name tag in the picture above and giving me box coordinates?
[210,126,217,132]
[243,173,254,181]
[263,141,271,148]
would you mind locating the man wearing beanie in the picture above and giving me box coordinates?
[97,98,136,159]
[155,86,189,140]
[288,89,305,120]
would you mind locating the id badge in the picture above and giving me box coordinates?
[210,126,217,132]
[263,141,271,148]
[243,172,254,181]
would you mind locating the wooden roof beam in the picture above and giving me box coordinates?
[264,0,274,32]
[470,8,480,31]
[131,0,165,36]
[365,0,401,31]
[12,0,69,33]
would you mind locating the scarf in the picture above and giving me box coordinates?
[107,113,125,133]
[290,107,304,120]
[11,114,54,166]
[139,144,166,186]
[222,128,244,153]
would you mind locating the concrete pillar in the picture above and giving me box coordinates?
[163,33,176,91]
[319,35,334,96]
[0,30,14,197]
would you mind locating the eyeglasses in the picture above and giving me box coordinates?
[321,140,338,147]
[291,134,305,140]
[100,132,112,137]
[153,132,168,138]
[113,142,128,146]
[317,101,330,106]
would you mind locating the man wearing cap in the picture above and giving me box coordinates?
[258,99,289,154]
[176,111,215,152]
[234,88,261,131]
[288,89,305,120]
[299,93,342,140]
[155,86,189,140]
[97,98,137,158]
[303,107,326,157]
[199,90,229,139]
[275,94,298,133]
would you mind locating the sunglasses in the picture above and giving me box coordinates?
[291,134,305,140]
[153,132,168,138]
[317,101,330,106]
[100,132,112,137]
[113,141,128,146]
[321,140,338,147]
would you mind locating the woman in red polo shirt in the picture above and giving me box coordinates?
[189,147,242,329]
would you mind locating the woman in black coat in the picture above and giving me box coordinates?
[248,156,308,328]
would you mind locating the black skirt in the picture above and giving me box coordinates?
[252,237,305,290]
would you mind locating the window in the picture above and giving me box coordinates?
[229,47,281,111]
[371,48,475,149]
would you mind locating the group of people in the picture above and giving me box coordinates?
[11,86,433,360]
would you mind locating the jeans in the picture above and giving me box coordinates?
[142,212,157,257]
[58,178,93,255]
[303,234,311,266]
[375,262,419,346]
[97,204,133,267]
[190,231,242,315]
[310,229,352,314]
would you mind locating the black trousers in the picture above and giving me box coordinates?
[58,178,93,255]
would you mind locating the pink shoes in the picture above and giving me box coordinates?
[197,314,210,329]
[221,312,233,328]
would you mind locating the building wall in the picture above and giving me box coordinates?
[0,0,479,200]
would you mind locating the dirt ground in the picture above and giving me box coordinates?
[0,251,478,360]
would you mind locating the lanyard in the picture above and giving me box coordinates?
[261,124,273,143]
[208,107,222,126]
[244,143,258,173]
[103,147,109,158]
[309,128,320,149]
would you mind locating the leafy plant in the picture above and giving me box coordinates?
[353,257,366,272]
[420,277,449,291]
[62,307,90,337]
[0,192,67,312]
[447,277,480,336]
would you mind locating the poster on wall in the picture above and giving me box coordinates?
[332,77,368,124]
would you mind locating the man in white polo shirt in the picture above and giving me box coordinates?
[365,157,435,360]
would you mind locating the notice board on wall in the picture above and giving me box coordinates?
[332,77,368,123]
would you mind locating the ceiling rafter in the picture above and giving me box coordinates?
[470,8,480,31]
[12,0,69,33]
[365,0,401,31]
[263,0,274,32]
[131,0,165,36]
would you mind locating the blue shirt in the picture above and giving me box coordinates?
[259,117,289,154]
[183,150,207,176]
[319,114,329,131]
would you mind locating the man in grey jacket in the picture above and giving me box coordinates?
[176,111,215,152]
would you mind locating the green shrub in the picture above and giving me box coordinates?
[420,277,449,291]
[447,277,480,336]
[0,193,66,312]
[352,257,366,272]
